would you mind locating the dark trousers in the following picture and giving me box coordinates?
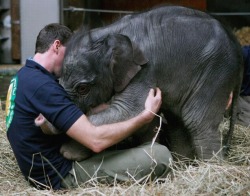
[61,142,172,188]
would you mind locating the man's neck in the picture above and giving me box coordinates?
[33,52,54,73]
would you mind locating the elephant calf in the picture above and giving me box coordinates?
[58,5,243,161]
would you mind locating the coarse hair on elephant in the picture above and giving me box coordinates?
[59,5,243,161]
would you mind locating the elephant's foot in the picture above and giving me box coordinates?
[60,140,93,161]
[169,144,195,161]
[194,140,223,160]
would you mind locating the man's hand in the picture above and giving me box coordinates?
[142,88,162,122]
[34,113,60,135]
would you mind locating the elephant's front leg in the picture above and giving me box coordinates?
[88,93,146,126]
[60,139,93,161]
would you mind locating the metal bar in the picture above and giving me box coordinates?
[63,6,250,16]
[63,6,135,14]
[210,12,250,16]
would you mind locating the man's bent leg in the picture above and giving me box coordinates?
[61,142,172,188]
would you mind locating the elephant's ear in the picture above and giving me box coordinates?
[107,34,148,92]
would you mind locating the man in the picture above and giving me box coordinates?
[236,45,250,126]
[5,23,172,190]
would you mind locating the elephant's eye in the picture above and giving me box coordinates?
[76,84,90,95]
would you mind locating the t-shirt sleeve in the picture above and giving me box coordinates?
[30,81,83,133]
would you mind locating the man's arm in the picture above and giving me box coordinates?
[66,88,162,153]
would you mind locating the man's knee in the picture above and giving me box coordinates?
[141,142,172,165]
[142,142,172,178]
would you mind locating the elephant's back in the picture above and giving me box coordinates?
[105,6,239,64]
[118,6,243,109]
[91,6,238,58]
[91,5,242,86]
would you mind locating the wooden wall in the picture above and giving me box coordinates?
[63,0,206,29]
[10,0,20,61]
[100,0,206,24]
[62,0,86,31]
[101,0,206,10]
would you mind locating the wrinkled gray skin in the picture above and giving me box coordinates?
[60,5,243,160]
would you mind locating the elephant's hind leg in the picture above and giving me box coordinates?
[163,113,196,160]
[185,108,225,160]
[191,127,223,160]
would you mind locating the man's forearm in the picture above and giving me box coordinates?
[67,110,154,153]
[93,110,154,152]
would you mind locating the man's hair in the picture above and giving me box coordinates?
[35,23,73,54]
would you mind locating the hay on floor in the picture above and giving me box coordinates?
[0,102,250,195]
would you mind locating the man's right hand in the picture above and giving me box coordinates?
[143,88,162,123]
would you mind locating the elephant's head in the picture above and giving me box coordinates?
[60,33,148,112]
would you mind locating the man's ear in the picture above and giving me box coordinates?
[53,40,61,51]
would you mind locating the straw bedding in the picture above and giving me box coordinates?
[1,102,250,195]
